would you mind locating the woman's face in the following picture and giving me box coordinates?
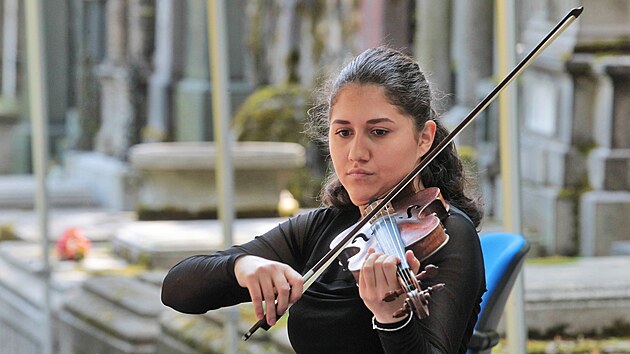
[329,84,435,209]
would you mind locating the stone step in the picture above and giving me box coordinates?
[0,174,99,209]
[610,241,630,256]
[112,217,287,268]
[523,256,630,338]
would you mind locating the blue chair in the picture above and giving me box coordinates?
[467,232,530,354]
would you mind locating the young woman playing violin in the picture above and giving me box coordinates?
[161,46,486,353]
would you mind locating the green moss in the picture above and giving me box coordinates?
[233,85,325,207]
[525,256,579,265]
[84,264,147,277]
[136,205,282,221]
[557,187,575,199]
[0,224,18,241]
[576,140,598,155]
[601,319,630,338]
[576,36,630,54]
[233,84,310,144]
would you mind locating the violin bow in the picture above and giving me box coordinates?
[243,6,583,341]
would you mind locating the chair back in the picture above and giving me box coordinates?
[468,232,529,354]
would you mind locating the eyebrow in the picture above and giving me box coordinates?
[330,117,395,125]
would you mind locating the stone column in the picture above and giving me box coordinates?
[607,64,630,150]
[1,0,19,99]
[174,0,252,142]
[414,0,452,109]
[145,0,184,142]
[518,3,581,256]
[0,0,20,174]
[580,58,630,256]
[173,0,211,142]
[66,0,106,151]
[42,0,70,127]
[11,0,70,173]
[516,0,630,256]
[94,0,130,157]
[445,0,493,146]
[94,0,154,158]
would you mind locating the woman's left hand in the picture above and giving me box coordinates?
[358,249,420,324]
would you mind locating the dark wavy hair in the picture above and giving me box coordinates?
[307,46,482,227]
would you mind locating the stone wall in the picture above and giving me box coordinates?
[515,0,630,256]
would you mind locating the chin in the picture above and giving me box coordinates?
[348,194,374,207]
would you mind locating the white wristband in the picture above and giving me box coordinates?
[372,314,413,332]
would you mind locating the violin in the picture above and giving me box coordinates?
[242,6,583,341]
[330,187,450,319]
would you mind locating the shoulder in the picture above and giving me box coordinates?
[439,206,483,260]
[444,206,479,241]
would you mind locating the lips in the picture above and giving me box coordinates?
[347,168,373,177]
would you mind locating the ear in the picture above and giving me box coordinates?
[417,120,437,158]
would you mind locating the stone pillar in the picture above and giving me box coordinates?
[243,1,363,88]
[414,0,452,109]
[10,0,71,173]
[1,0,19,99]
[66,0,106,151]
[94,0,154,158]
[518,3,581,256]
[145,0,185,142]
[174,0,211,142]
[580,57,630,256]
[94,0,131,157]
[517,0,630,256]
[42,0,70,128]
[445,0,493,146]
[0,0,20,174]
[174,0,252,142]
[570,0,630,257]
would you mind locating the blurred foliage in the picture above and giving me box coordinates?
[0,224,18,241]
[233,85,326,208]
[233,84,310,144]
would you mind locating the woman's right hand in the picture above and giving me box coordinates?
[234,255,303,326]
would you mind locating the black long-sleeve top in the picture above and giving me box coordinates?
[161,206,485,353]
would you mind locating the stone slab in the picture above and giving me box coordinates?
[112,217,287,269]
[524,256,630,337]
[0,208,135,243]
[521,184,576,256]
[580,190,630,256]
[0,174,98,209]
[611,241,630,256]
[83,276,164,317]
[588,148,630,191]
[128,141,305,218]
[63,150,138,210]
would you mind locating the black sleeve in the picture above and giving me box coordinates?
[160,212,316,314]
[378,212,486,354]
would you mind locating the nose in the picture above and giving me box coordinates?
[348,135,369,162]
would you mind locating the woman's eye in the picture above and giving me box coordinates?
[335,129,352,137]
[372,129,388,136]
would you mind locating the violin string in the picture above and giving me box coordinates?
[369,202,417,300]
[379,211,415,294]
[383,212,424,314]
[369,204,425,317]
